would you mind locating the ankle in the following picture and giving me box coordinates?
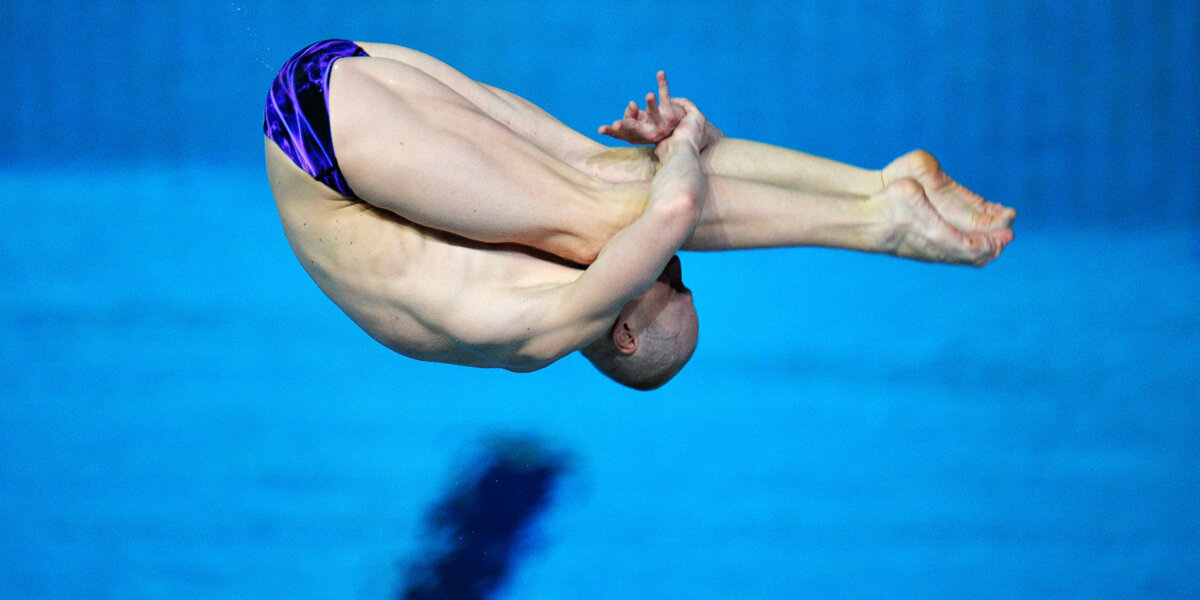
[866,180,923,253]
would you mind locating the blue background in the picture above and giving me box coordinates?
[2,1,1198,598]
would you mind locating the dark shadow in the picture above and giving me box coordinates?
[398,435,572,600]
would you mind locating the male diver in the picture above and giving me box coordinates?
[264,40,1015,389]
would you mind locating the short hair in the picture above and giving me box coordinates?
[581,309,698,391]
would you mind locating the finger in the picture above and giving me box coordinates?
[646,92,660,120]
[625,100,639,119]
[672,98,705,124]
[656,71,671,106]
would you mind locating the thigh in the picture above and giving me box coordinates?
[327,55,631,264]
[354,42,603,161]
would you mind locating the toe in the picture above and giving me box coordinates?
[1003,206,1018,223]
[970,232,999,266]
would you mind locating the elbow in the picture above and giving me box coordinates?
[658,190,703,231]
[508,333,577,373]
[504,360,551,374]
[506,348,565,373]
[677,188,703,210]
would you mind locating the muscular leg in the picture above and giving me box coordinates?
[326,48,885,263]
[684,174,1008,265]
[331,43,1010,265]
[679,133,1012,261]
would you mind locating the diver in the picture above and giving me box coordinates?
[264,40,1016,389]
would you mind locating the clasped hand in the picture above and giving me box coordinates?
[598,71,714,154]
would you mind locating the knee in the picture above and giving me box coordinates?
[550,179,645,265]
[565,236,603,266]
[593,179,650,255]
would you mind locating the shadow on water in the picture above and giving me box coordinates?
[398,435,572,600]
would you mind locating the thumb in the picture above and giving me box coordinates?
[671,98,698,113]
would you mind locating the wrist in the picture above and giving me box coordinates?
[655,136,701,162]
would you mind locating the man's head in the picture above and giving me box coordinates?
[581,255,698,390]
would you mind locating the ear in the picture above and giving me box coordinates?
[612,320,639,355]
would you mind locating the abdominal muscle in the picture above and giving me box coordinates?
[265,139,580,369]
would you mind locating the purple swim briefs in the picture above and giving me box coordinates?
[264,39,368,197]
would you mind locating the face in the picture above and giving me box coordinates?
[594,255,699,389]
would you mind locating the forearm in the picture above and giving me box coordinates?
[650,137,707,215]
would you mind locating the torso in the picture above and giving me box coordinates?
[265,139,585,371]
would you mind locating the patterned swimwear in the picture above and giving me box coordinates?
[264,39,369,197]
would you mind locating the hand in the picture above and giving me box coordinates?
[653,97,709,161]
[597,71,686,145]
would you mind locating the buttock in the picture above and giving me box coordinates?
[263,40,369,197]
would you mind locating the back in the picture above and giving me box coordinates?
[266,139,586,371]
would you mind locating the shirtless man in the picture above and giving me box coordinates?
[263,40,1015,390]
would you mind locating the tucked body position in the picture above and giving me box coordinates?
[263,40,1016,389]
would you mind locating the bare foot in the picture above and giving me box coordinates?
[871,178,1013,266]
[882,150,1016,233]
